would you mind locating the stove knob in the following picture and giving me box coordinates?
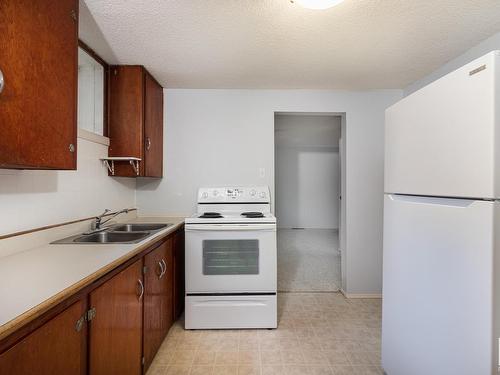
[259,191,266,198]
[213,190,219,196]
[250,189,257,197]
[202,192,208,199]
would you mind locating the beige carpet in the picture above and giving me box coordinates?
[277,229,340,292]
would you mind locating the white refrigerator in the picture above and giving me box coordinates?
[382,51,500,375]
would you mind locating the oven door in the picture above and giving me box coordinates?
[185,223,277,293]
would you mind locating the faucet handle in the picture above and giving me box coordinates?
[97,209,111,219]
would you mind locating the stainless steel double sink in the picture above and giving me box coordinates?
[52,223,172,244]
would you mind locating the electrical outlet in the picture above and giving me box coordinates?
[259,168,265,178]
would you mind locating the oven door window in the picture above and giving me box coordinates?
[203,239,259,275]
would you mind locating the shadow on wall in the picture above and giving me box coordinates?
[136,178,163,191]
[79,1,119,64]
[0,156,135,196]
[0,170,58,194]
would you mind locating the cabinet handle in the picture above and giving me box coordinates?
[137,279,144,300]
[161,259,167,276]
[75,316,85,332]
[146,137,151,151]
[0,68,4,94]
[158,260,165,278]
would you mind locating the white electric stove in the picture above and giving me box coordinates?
[184,186,277,329]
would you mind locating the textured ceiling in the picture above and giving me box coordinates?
[83,0,500,89]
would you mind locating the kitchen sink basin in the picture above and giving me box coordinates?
[51,222,173,245]
[73,231,150,243]
[52,231,151,244]
[111,223,171,232]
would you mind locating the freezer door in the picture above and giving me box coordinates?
[382,194,495,375]
[385,51,500,199]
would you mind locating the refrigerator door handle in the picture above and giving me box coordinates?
[387,194,476,208]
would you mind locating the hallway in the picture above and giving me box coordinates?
[278,229,341,292]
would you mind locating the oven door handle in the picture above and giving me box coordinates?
[185,224,276,231]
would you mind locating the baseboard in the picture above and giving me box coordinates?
[340,289,382,299]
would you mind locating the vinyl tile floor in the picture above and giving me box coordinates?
[147,292,383,375]
[278,229,341,292]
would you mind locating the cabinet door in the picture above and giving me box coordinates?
[144,72,164,177]
[143,238,173,370]
[108,65,144,177]
[0,299,87,375]
[0,0,78,169]
[89,260,143,375]
[173,230,185,320]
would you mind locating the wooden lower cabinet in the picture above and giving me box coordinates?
[0,228,185,375]
[0,299,87,375]
[173,230,185,320]
[143,238,174,371]
[89,259,144,375]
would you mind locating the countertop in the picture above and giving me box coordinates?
[0,216,185,341]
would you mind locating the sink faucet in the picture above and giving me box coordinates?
[91,208,131,231]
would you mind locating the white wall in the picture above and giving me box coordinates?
[405,31,500,96]
[275,114,341,229]
[0,138,136,236]
[136,89,402,294]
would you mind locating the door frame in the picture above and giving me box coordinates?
[272,111,347,291]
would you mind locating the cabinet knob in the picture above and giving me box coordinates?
[146,137,151,151]
[0,68,4,94]
[69,143,75,153]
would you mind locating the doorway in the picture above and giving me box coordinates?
[274,113,344,292]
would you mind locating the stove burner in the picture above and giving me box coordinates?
[199,212,223,218]
[241,212,265,218]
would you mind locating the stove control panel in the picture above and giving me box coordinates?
[226,188,243,198]
[198,186,270,203]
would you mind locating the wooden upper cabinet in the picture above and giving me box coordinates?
[108,66,164,177]
[0,299,87,375]
[143,239,174,371]
[89,260,143,375]
[0,0,78,169]
[144,72,164,177]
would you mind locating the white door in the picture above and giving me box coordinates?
[385,51,499,199]
[185,224,277,293]
[382,194,495,375]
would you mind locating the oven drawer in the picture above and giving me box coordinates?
[185,295,277,329]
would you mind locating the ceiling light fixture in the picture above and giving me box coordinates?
[291,0,345,10]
